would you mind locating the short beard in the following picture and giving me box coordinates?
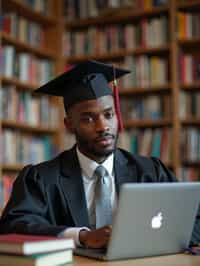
[75,131,118,159]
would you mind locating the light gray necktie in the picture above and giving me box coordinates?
[94,165,112,229]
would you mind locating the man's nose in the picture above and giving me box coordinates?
[96,116,109,132]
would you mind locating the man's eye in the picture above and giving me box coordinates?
[82,117,94,123]
[105,112,114,119]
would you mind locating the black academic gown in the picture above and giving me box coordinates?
[0,146,199,245]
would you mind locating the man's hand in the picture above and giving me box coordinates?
[79,225,112,248]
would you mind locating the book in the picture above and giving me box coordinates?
[0,249,73,266]
[0,234,74,255]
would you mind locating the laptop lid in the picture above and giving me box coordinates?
[106,182,200,260]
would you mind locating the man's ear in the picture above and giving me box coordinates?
[64,117,75,134]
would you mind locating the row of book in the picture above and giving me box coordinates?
[18,0,49,14]
[1,130,55,165]
[120,94,171,120]
[62,16,168,56]
[178,54,200,83]
[122,55,168,88]
[131,0,168,9]
[63,0,168,20]
[180,168,200,182]
[109,53,200,89]
[117,128,172,162]
[179,91,200,119]
[177,12,200,39]
[1,13,45,48]
[1,45,54,86]
[0,85,59,128]
[123,58,200,91]
[181,128,200,162]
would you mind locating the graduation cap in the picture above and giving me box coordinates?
[35,60,130,131]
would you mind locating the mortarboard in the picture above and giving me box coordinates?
[35,60,130,131]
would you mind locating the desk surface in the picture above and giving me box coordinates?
[73,254,200,266]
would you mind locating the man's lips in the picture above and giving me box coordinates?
[95,135,115,146]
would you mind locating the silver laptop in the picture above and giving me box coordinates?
[74,182,200,261]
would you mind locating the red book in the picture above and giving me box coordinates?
[0,234,74,255]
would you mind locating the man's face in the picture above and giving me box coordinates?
[64,95,118,162]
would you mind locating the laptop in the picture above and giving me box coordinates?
[74,182,200,260]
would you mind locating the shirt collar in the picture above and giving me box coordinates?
[76,146,114,179]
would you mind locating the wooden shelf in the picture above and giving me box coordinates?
[1,0,61,211]
[1,0,200,189]
[2,120,57,134]
[181,118,200,126]
[2,164,24,172]
[67,50,127,63]
[178,38,200,47]
[180,82,200,90]
[124,118,172,129]
[67,45,170,63]
[65,6,169,28]
[1,32,56,59]
[2,0,57,26]
[120,85,171,96]
[0,76,37,91]
[133,45,170,55]
[177,0,200,11]
[182,161,200,167]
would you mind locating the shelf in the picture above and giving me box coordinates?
[177,0,200,11]
[65,6,169,29]
[1,0,200,182]
[67,45,170,63]
[0,76,37,91]
[182,161,200,167]
[1,32,56,59]
[133,45,170,55]
[1,0,60,210]
[2,0,57,26]
[124,118,172,128]
[120,85,171,96]
[181,118,200,126]
[180,82,200,90]
[2,164,24,172]
[67,50,128,63]
[178,38,200,47]
[2,120,57,134]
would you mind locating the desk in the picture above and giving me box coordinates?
[73,254,200,266]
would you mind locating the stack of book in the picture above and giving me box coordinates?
[0,234,74,266]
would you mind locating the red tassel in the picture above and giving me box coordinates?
[113,81,124,132]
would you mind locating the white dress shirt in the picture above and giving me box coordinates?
[59,147,117,246]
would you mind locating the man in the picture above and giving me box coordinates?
[0,61,199,248]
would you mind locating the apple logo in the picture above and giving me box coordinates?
[151,212,163,229]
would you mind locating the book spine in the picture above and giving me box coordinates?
[2,129,55,165]
[2,46,54,85]
[117,128,172,162]
[181,128,200,162]
[63,15,168,57]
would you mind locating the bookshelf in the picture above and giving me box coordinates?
[61,0,200,180]
[1,0,200,212]
[61,0,173,167]
[0,0,63,211]
[176,0,200,181]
